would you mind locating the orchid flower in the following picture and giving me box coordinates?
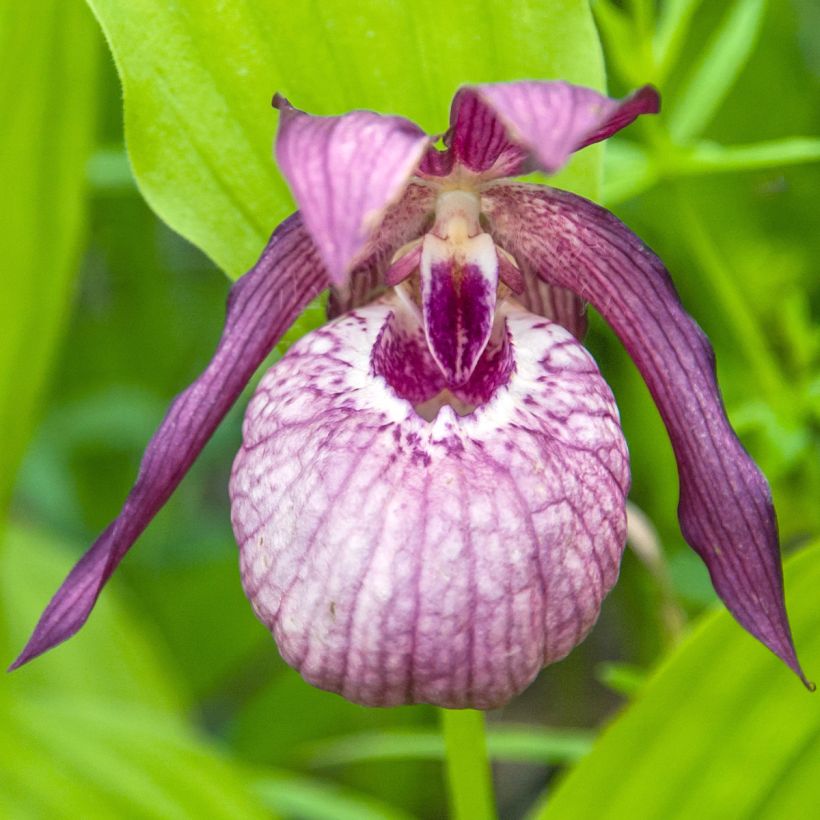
[12,81,808,709]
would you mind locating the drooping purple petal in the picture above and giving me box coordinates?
[230,298,629,708]
[483,183,808,685]
[273,96,430,284]
[436,82,659,177]
[10,215,326,670]
[420,232,498,385]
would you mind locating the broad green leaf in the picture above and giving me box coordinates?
[669,0,766,142]
[255,771,415,820]
[534,541,820,820]
[86,0,605,279]
[304,725,593,767]
[0,0,99,512]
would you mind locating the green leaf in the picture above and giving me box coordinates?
[255,771,415,820]
[669,0,766,142]
[304,725,593,767]
[0,0,99,512]
[87,145,137,193]
[533,541,820,820]
[604,137,820,204]
[85,0,605,278]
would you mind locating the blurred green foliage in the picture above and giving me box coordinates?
[0,0,99,510]
[1,0,818,818]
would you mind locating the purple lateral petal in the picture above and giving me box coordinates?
[422,90,527,178]
[444,82,659,176]
[10,215,326,670]
[230,298,629,708]
[483,183,808,684]
[273,96,430,284]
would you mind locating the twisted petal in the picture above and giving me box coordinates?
[230,299,629,708]
[274,96,430,284]
[483,183,808,684]
[10,215,326,670]
[434,82,659,177]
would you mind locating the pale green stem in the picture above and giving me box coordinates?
[440,708,497,820]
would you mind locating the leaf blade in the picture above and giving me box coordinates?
[535,542,820,820]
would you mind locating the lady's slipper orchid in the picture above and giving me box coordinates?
[12,81,809,708]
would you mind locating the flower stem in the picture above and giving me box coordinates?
[440,708,497,820]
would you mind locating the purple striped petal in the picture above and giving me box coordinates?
[273,96,430,284]
[230,298,629,708]
[10,215,326,670]
[483,183,808,685]
[441,82,659,176]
